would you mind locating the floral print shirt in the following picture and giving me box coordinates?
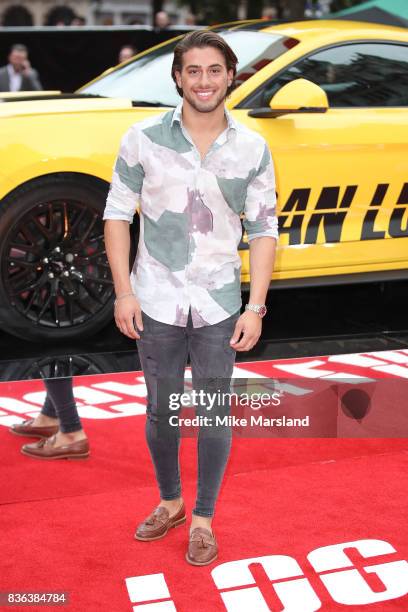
[104,102,278,327]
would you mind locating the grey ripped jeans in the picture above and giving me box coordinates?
[136,309,239,517]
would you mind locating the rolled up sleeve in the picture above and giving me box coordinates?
[243,142,279,242]
[103,125,145,224]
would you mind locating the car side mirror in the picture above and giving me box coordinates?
[248,78,329,118]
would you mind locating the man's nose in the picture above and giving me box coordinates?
[198,71,211,87]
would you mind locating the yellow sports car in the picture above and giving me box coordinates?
[0,19,407,341]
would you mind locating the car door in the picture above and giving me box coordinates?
[233,40,408,285]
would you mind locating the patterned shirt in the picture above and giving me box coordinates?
[103,102,278,327]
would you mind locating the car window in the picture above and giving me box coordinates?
[243,42,408,108]
[80,31,298,106]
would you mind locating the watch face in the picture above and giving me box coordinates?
[258,305,267,318]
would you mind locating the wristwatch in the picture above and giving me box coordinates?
[245,304,267,318]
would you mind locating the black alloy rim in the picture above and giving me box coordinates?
[34,355,109,379]
[3,199,113,329]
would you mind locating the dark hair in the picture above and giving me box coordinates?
[171,30,238,97]
[10,44,28,54]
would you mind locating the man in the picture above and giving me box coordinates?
[184,12,197,26]
[70,16,86,26]
[154,10,171,32]
[104,30,278,565]
[118,44,137,65]
[0,44,42,92]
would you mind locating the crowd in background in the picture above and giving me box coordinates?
[0,1,335,28]
[1,0,399,94]
[49,9,199,28]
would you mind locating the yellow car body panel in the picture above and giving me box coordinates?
[1,20,407,287]
[227,21,408,283]
[236,106,408,282]
[0,101,161,199]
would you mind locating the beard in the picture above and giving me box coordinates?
[182,87,227,114]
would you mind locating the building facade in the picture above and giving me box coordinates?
[0,0,186,26]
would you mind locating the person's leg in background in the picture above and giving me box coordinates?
[135,312,189,541]
[12,377,85,440]
[39,392,59,423]
[186,311,239,565]
[16,377,89,459]
[43,377,87,444]
[10,389,59,439]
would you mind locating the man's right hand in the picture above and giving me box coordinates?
[21,59,33,76]
[114,295,144,339]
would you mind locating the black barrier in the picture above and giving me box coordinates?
[0,25,199,92]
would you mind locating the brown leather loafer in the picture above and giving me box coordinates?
[9,418,59,439]
[186,527,218,566]
[135,502,186,541]
[21,435,90,460]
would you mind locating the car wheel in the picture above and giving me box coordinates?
[0,174,115,343]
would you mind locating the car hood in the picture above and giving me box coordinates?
[0,95,134,118]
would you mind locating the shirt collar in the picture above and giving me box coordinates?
[171,102,183,126]
[171,101,237,134]
[7,64,18,76]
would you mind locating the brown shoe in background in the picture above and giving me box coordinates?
[21,435,90,460]
[9,418,59,439]
[135,502,186,541]
[186,527,218,566]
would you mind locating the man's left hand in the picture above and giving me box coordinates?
[230,310,262,352]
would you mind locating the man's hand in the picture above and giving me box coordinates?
[229,310,262,352]
[114,295,143,339]
[21,59,33,76]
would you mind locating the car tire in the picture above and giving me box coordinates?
[0,174,117,343]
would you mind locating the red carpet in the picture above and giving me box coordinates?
[1,351,408,611]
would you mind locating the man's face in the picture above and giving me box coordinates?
[175,46,233,114]
[9,50,28,72]
[155,11,169,28]
[119,47,134,63]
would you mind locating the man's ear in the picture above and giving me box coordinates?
[227,68,234,87]
[174,69,182,88]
